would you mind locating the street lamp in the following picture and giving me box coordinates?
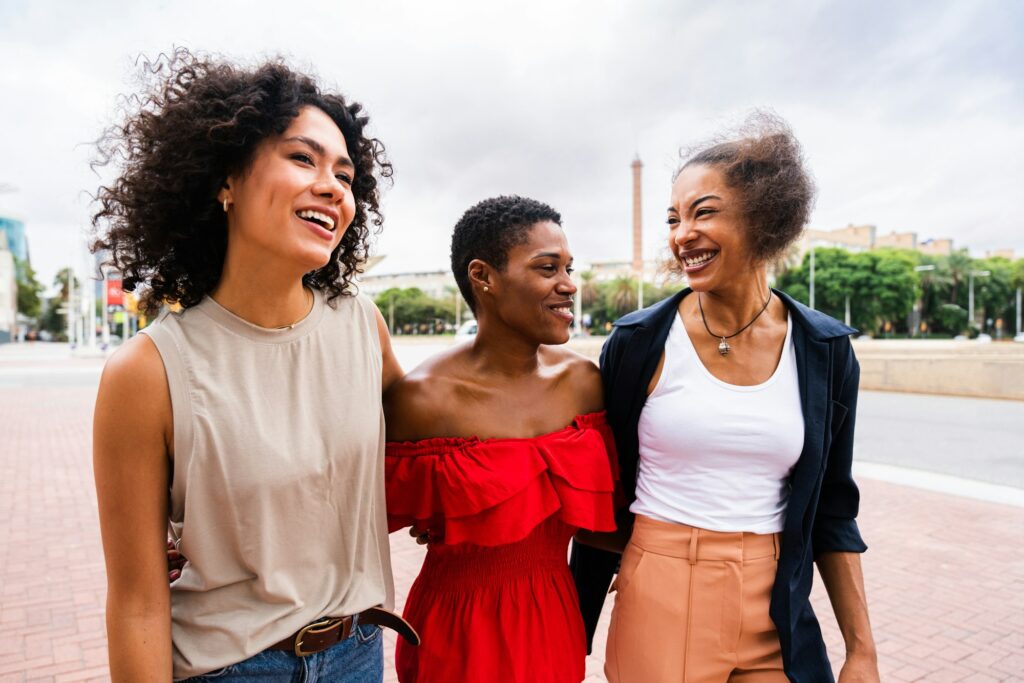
[968,269,990,331]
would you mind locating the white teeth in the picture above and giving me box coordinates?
[684,252,716,267]
[297,209,335,230]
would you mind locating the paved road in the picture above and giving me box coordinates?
[2,342,1024,681]
[383,341,1024,490]
[856,391,1024,489]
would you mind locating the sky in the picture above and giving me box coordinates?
[1,0,1022,293]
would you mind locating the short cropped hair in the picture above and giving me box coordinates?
[450,196,561,313]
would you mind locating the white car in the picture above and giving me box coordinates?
[455,320,478,339]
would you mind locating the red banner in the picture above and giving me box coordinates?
[106,278,123,306]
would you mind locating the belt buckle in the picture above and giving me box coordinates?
[294,617,348,657]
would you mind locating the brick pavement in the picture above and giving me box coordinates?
[2,351,1023,681]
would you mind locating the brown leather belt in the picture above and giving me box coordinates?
[271,606,420,657]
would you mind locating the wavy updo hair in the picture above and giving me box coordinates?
[674,111,814,266]
[450,195,562,314]
[91,48,392,314]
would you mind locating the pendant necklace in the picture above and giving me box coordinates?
[698,291,773,357]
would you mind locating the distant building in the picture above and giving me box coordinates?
[875,231,917,250]
[0,216,29,266]
[985,248,1015,260]
[918,238,954,256]
[0,231,16,343]
[800,224,955,257]
[357,269,457,301]
[587,259,669,286]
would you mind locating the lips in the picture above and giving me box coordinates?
[548,301,574,323]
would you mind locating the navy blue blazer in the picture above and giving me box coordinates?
[569,288,867,683]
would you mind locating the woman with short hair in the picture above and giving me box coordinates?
[571,114,880,683]
[385,195,619,682]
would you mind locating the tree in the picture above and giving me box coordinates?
[972,257,1014,334]
[603,277,638,320]
[14,257,42,319]
[373,287,455,333]
[778,248,919,335]
[946,249,972,306]
[38,269,82,339]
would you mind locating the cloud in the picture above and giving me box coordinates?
[1,0,1020,291]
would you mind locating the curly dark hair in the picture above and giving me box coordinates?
[674,111,815,265]
[91,48,392,314]
[450,195,562,313]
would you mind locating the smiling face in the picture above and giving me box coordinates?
[667,163,757,292]
[485,220,577,345]
[221,106,356,273]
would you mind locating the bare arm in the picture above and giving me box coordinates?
[817,552,879,682]
[94,336,174,681]
[374,304,404,394]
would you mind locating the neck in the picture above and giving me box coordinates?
[698,267,772,332]
[210,243,312,329]
[468,312,542,379]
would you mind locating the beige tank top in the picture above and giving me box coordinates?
[141,289,393,680]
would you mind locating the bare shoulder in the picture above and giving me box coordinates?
[95,333,172,456]
[99,334,168,404]
[383,345,467,441]
[541,345,604,413]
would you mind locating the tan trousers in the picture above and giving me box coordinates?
[605,515,787,683]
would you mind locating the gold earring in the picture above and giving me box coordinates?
[222,198,230,213]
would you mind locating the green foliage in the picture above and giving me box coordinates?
[777,248,1023,337]
[14,257,43,319]
[582,277,684,331]
[374,287,456,334]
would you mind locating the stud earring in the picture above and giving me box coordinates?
[483,286,489,292]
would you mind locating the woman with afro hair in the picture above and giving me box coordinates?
[91,49,416,681]
[571,114,880,682]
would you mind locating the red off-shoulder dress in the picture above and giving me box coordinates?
[385,411,619,683]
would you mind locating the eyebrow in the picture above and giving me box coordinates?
[283,136,355,169]
[667,194,721,213]
[530,252,568,260]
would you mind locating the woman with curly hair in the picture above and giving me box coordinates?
[571,114,880,682]
[91,50,415,681]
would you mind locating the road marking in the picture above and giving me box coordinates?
[854,461,1024,508]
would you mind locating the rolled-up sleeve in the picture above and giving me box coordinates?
[812,340,868,556]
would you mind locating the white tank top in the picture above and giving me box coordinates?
[631,311,804,534]
[141,289,394,679]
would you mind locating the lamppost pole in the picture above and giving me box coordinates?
[1015,287,1023,342]
[809,243,815,310]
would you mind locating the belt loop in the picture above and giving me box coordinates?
[688,527,698,565]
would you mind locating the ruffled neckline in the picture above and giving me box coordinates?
[387,411,609,453]
[384,410,619,546]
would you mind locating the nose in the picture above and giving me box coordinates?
[312,171,347,201]
[558,271,577,295]
[672,217,699,249]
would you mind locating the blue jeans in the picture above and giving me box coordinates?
[182,623,384,682]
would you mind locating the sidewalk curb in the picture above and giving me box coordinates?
[854,461,1024,508]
